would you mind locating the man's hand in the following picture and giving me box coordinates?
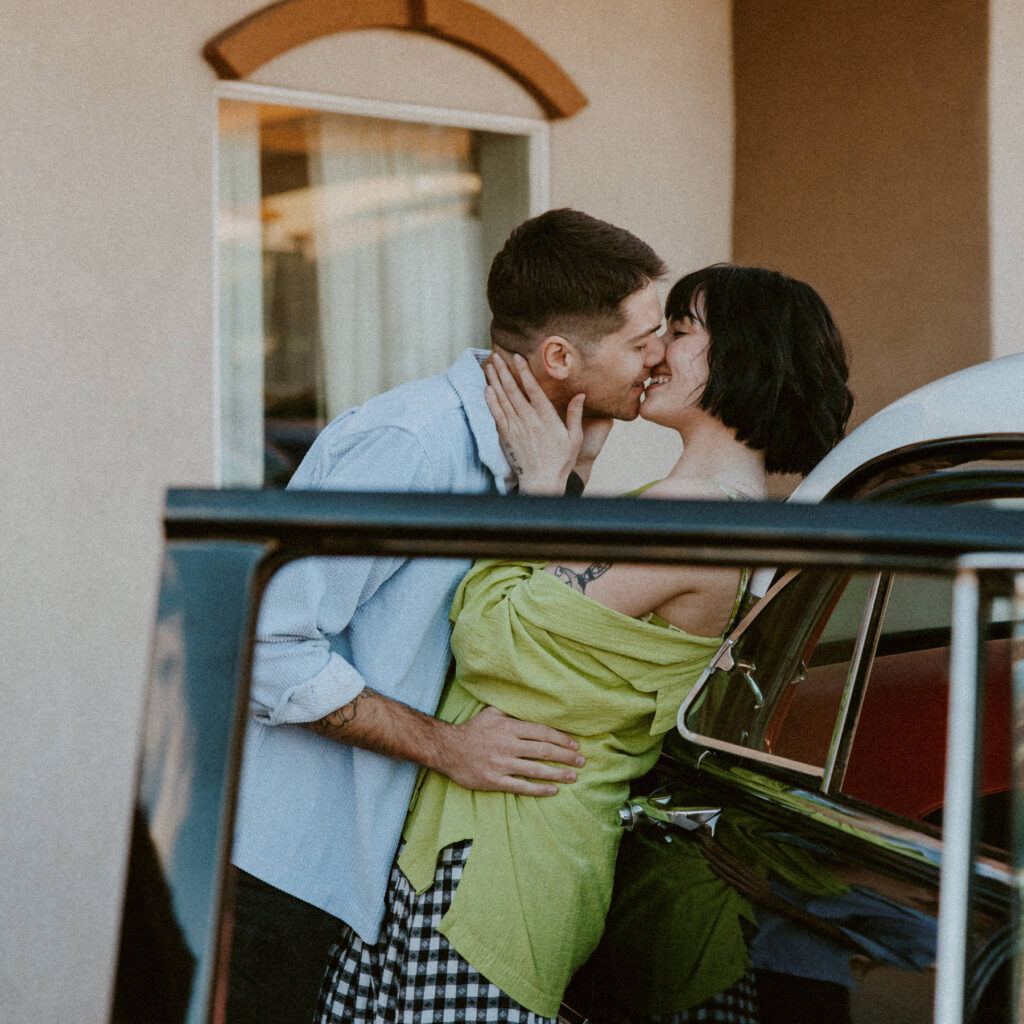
[434,706,585,796]
[484,353,583,495]
[574,416,614,486]
[307,692,583,797]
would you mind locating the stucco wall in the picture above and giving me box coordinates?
[252,0,735,491]
[0,2,732,1019]
[732,0,992,432]
[990,0,1024,359]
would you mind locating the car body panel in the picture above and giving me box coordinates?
[654,355,1024,1022]
[790,352,1024,504]
[112,489,1024,1024]
[111,355,1024,1024]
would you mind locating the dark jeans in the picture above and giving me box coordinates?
[225,868,344,1024]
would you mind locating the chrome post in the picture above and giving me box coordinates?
[1012,571,1024,1024]
[823,571,889,793]
[935,565,982,1024]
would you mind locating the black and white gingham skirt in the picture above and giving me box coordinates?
[316,839,758,1024]
[316,841,558,1024]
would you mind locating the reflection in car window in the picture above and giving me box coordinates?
[683,565,1005,834]
[683,570,874,770]
[839,572,1012,849]
[760,572,875,768]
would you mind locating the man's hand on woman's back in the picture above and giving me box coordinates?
[308,692,583,797]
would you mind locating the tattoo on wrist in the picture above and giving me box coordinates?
[310,688,380,735]
[552,563,611,594]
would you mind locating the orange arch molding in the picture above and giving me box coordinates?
[204,0,587,119]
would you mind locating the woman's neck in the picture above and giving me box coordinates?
[666,419,767,500]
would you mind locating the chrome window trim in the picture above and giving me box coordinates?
[677,566,888,785]
[676,567,830,780]
[674,716,828,780]
[1012,570,1024,1024]
[935,553,1024,1024]
[821,571,891,792]
[935,564,985,1024]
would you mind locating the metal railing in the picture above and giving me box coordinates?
[114,489,1024,1024]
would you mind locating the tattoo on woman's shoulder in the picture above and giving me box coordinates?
[552,563,612,594]
[309,688,381,736]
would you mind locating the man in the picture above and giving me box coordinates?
[226,208,667,1023]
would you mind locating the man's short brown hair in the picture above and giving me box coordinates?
[487,208,666,353]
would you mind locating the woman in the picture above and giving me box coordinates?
[317,265,853,1024]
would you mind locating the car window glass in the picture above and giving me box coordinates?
[682,569,875,772]
[839,571,1012,849]
[758,572,876,769]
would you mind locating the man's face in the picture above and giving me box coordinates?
[568,281,665,420]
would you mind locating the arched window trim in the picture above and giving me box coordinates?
[204,0,587,120]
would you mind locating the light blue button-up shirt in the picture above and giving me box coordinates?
[231,350,514,943]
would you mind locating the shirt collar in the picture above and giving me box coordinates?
[446,348,516,494]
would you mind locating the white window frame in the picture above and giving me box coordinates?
[211,79,550,486]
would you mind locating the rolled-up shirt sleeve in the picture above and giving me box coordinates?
[250,425,441,724]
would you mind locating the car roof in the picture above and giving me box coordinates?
[789,352,1024,504]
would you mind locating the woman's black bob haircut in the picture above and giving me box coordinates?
[665,264,854,476]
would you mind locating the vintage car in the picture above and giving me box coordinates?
[684,349,1024,837]
[564,353,1024,1024]
[112,355,1024,1024]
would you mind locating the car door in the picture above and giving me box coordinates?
[610,556,1018,1024]
[112,490,1024,1024]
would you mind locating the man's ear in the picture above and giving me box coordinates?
[536,335,578,381]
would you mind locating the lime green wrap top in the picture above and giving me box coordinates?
[397,559,729,1017]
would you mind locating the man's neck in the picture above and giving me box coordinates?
[488,345,569,416]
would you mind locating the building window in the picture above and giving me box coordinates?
[217,87,545,486]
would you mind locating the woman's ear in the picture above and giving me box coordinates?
[536,335,576,381]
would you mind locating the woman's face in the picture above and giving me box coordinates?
[640,296,711,428]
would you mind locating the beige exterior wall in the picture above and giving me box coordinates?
[250,1,734,490]
[7,2,1023,1016]
[732,0,993,434]
[0,2,732,1019]
[990,0,1024,359]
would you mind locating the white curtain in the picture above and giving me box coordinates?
[217,103,264,486]
[306,114,486,418]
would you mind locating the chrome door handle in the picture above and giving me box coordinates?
[618,796,721,835]
[734,658,764,708]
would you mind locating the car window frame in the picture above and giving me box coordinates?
[117,488,1024,1024]
[678,448,1024,802]
[826,435,1024,501]
[676,566,891,783]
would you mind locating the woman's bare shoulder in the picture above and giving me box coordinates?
[637,475,726,501]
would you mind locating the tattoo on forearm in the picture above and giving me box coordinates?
[309,688,381,736]
[552,563,612,594]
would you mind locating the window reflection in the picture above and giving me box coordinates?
[217,99,531,486]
